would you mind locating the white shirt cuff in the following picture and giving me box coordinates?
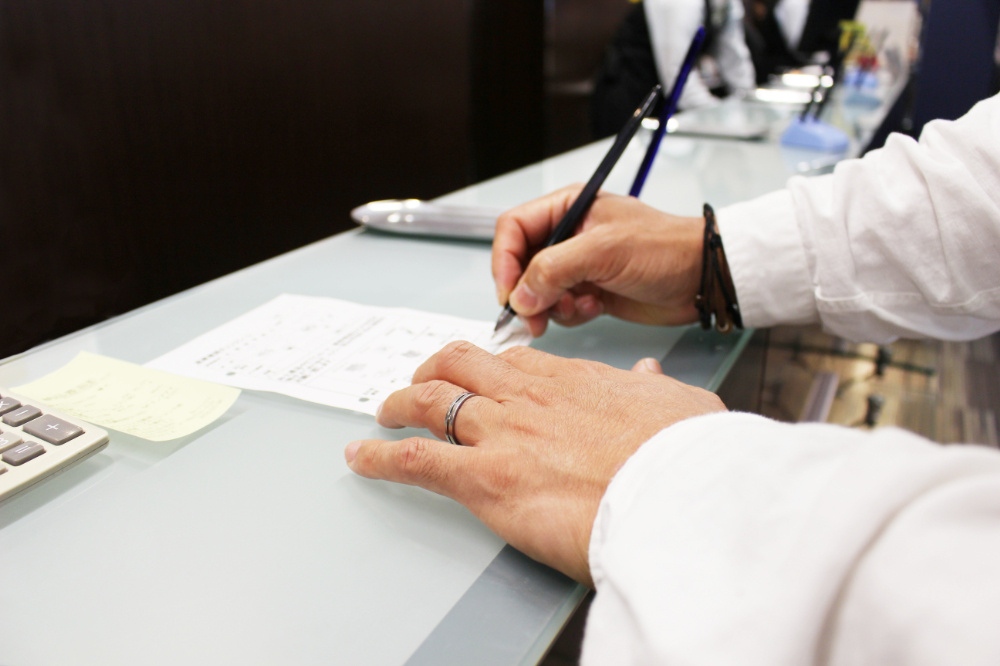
[716,189,818,327]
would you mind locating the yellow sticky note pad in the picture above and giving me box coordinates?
[13,352,241,442]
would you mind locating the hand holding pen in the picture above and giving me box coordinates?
[491,188,706,337]
[494,28,705,334]
[492,85,661,333]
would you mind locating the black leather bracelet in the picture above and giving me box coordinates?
[694,203,743,332]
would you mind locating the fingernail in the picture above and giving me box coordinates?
[641,358,660,373]
[550,298,570,321]
[578,295,604,318]
[375,401,384,420]
[345,441,362,464]
[511,284,538,311]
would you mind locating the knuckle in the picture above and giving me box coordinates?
[555,356,605,379]
[524,381,558,407]
[439,339,470,357]
[497,345,532,363]
[495,211,518,233]
[395,438,436,482]
[438,339,476,367]
[569,357,602,374]
[436,340,483,378]
[587,221,615,240]
[474,455,517,503]
[414,380,453,419]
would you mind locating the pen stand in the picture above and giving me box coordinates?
[781,117,849,153]
[844,88,882,110]
[842,68,881,109]
[845,68,879,90]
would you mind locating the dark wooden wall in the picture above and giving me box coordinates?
[470,1,545,179]
[543,0,633,155]
[1,0,475,358]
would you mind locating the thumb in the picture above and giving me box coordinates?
[509,233,611,316]
[345,436,466,498]
[631,357,663,374]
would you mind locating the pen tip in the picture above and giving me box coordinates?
[494,307,514,334]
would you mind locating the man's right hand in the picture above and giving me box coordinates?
[492,185,705,337]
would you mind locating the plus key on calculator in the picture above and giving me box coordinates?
[0,389,109,502]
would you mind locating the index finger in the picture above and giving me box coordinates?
[492,185,583,305]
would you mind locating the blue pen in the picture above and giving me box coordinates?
[629,27,706,198]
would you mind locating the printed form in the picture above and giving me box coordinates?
[147,294,532,415]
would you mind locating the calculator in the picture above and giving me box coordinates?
[0,388,109,502]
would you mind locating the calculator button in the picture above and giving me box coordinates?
[0,431,24,452]
[0,396,21,415]
[2,405,43,427]
[2,442,45,466]
[23,415,84,445]
[1,387,111,503]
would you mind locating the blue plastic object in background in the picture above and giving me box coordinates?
[841,67,881,109]
[844,67,878,89]
[780,116,850,152]
[844,89,882,109]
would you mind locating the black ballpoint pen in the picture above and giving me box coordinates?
[494,84,662,333]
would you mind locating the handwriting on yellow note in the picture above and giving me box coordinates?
[14,352,240,442]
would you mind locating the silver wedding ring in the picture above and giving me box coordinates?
[444,391,477,446]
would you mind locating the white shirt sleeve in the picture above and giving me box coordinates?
[583,412,1000,665]
[580,94,1000,664]
[717,93,1000,343]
